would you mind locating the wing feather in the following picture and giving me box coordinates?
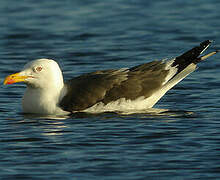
[59,60,169,112]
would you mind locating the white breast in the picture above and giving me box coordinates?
[22,87,69,115]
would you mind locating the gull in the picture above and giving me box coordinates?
[4,40,218,115]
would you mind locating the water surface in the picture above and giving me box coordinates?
[1,0,220,179]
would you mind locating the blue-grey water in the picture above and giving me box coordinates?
[1,1,220,179]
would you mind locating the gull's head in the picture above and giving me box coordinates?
[4,59,64,89]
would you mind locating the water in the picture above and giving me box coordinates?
[1,0,220,179]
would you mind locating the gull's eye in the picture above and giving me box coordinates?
[35,66,43,72]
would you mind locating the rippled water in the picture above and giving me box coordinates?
[1,0,220,179]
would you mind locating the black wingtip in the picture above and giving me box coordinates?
[171,40,213,74]
[200,40,213,46]
[199,40,212,54]
[180,40,212,59]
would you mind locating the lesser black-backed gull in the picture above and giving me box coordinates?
[4,40,218,115]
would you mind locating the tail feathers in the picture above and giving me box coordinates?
[171,40,216,74]
[194,50,219,63]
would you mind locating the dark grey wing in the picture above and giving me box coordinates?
[59,40,217,112]
[102,61,169,104]
[59,69,129,111]
[59,61,169,112]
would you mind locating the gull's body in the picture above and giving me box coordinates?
[4,40,218,115]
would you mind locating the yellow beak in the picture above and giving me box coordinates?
[4,72,29,85]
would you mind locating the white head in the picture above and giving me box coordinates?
[4,59,67,115]
[4,58,64,89]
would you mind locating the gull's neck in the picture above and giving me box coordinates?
[22,78,68,115]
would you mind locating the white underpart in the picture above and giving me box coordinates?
[22,85,68,115]
[83,62,196,113]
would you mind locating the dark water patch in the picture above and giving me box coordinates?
[70,51,106,58]
[68,33,99,41]
[0,137,45,143]
[172,36,200,43]
[6,33,32,40]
